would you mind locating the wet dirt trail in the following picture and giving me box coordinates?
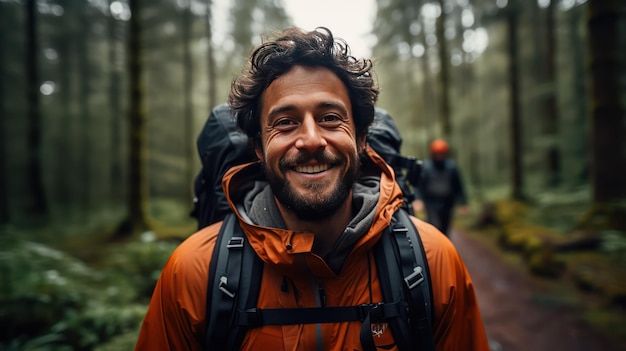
[450,229,621,351]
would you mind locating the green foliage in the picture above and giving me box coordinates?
[0,236,97,344]
[0,231,177,350]
[93,331,142,351]
[101,235,178,299]
[600,230,626,264]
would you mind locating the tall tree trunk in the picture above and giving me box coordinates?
[206,0,216,109]
[587,0,626,204]
[182,2,195,203]
[108,0,124,206]
[55,0,74,213]
[78,3,92,213]
[567,4,588,185]
[507,5,524,200]
[436,0,451,138]
[118,0,150,236]
[543,1,560,186]
[407,58,426,151]
[25,0,47,217]
[418,8,435,146]
[0,1,8,224]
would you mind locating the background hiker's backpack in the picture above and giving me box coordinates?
[191,104,422,228]
[192,103,435,350]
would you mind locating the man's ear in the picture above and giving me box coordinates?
[357,137,367,154]
[255,147,264,162]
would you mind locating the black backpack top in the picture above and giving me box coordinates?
[190,104,257,229]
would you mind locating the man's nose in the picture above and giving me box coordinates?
[294,116,327,151]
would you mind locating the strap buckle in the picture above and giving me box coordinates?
[392,225,409,234]
[219,276,236,298]
[405,266,424,290]
[358,303,385,321]
[227,236,245,248]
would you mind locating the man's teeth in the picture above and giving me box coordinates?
[295,164,330,174]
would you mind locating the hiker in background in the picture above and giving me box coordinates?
[135,27,488,350]
[413,138,469,237]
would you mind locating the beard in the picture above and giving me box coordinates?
[264,149,360,221]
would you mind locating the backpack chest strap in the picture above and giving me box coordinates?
[235,301,403,327]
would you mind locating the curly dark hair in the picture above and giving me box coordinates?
[228,27,379,149]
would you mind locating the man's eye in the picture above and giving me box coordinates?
[320,114,342,123]
[274,119,297,128]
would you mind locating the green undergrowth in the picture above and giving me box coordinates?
[0,218,181,350]
[458,198,626,348]
[0,198,196,350]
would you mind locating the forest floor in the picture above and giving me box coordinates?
[451,223,626,351]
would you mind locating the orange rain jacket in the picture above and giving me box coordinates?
[135,147,489,351]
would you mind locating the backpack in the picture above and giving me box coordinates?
[192,103,435,350]
[190,104,256,229]
[420,159,457,199]
[367,108,423,213]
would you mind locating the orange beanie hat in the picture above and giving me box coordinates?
[430,139,449,154]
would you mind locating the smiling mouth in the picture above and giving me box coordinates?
[294,164,331,174]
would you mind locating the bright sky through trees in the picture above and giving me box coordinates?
[282,0,377,58]
[211,0,376,58]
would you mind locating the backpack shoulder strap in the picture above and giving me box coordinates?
[204,213,263,350]
[204,211,435,351]
[371,209,436,351]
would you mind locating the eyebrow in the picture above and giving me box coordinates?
[318,101,349,117]
[267,104,297,123]
[267,101,349,122]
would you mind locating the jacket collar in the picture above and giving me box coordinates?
[221,145,404,277]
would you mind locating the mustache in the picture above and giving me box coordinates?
[280,150,340,167]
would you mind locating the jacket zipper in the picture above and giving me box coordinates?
[310,277,325,351]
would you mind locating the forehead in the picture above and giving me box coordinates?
[260,66,352,121]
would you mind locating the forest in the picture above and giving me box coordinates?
[1,0,625,350]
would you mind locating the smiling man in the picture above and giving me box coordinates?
[258,65,361,255]
[135,27,489,351]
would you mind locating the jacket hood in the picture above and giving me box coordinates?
[221,145,404,277]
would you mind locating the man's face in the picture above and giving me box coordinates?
[432,152,447,162]
[256,66,362,221]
